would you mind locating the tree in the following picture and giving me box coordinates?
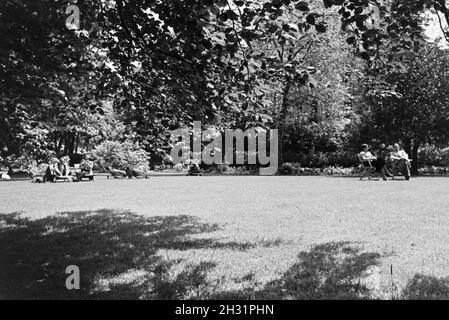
[359,44,449,173]
[280,6,365,161]
[0,0,117,159]
[84,0,332,164]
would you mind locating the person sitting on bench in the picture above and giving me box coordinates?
[45,158,60,182]
[57,156,71,179]
[359,144,387,181]
[390,143,411,180]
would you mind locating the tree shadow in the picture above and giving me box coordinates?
[0,212,384,300]
[402,274,449,300]
[0,210,265,300]
[214,241,382,300]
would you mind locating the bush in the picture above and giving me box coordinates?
[91,140,150,173]
[325,151,359,168]
[279,163,364,176]
[1,154,34,172]
[322,166,359,176]
[419,146,449,167]
[279,162,299,175]
[283,151,358,168]
[279,163,322,175]
[418,166,449,176]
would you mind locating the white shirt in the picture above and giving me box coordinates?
[391,150,409,160]
[360,151,375,161]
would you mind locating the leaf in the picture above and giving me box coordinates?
[323,0,333,8]
[315,23,326,33]
[306,14,316,25]
[346,36,356,44]
[295,1,309,12]
[360,51,371,60]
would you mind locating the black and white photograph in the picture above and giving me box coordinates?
[1,0,449,307]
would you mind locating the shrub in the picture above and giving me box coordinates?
[280,163,364,176]
[279,163,323,175]
[419,146,449,167]
[2,154,34,172]
[325,151,359,168]
[323,166,358,176]
[418,166,449,176]
[279,162,299,175]
[91,140,150,173]
[283,151,358,168]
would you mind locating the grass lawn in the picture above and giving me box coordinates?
[1,176,449,299]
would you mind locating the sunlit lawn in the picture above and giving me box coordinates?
[1,176,449,299]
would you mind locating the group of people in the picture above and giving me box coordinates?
[45,156,71,182]
[44,156,94,182]
[359,143,412,181]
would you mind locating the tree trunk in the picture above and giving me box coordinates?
[56,135,64,155]
[63,133,69,155]
[68,132,75,155]
[278,79,292,166]
[74,134,80,154]
[411,142,419,175]
[404,138,412,158]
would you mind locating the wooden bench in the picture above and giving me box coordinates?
[55,175,72,182]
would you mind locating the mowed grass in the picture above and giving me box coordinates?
[1,176,449,299]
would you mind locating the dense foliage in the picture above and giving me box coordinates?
[1,0,449,172]
[91,140,150,172]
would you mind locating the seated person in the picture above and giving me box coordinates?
[57,156,71,178]
[390,143,411,180]
[359,144,387,180]
[187,161,201,175]
[45,158,61,182]
[76,158,94,180]
[125,167,138,179]
[377,144,393,177]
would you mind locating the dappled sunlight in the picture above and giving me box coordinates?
[0,209,282,299]
[211,242,382,300]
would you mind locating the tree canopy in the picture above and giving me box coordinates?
[1,0,449,172]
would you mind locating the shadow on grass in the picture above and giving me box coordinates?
[0,211,383,300]
[0,210,266,300]
[402,274,449,300]
[214,242,382,300]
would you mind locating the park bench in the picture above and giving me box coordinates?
[31,166,71,183]
[54,175,71,182]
